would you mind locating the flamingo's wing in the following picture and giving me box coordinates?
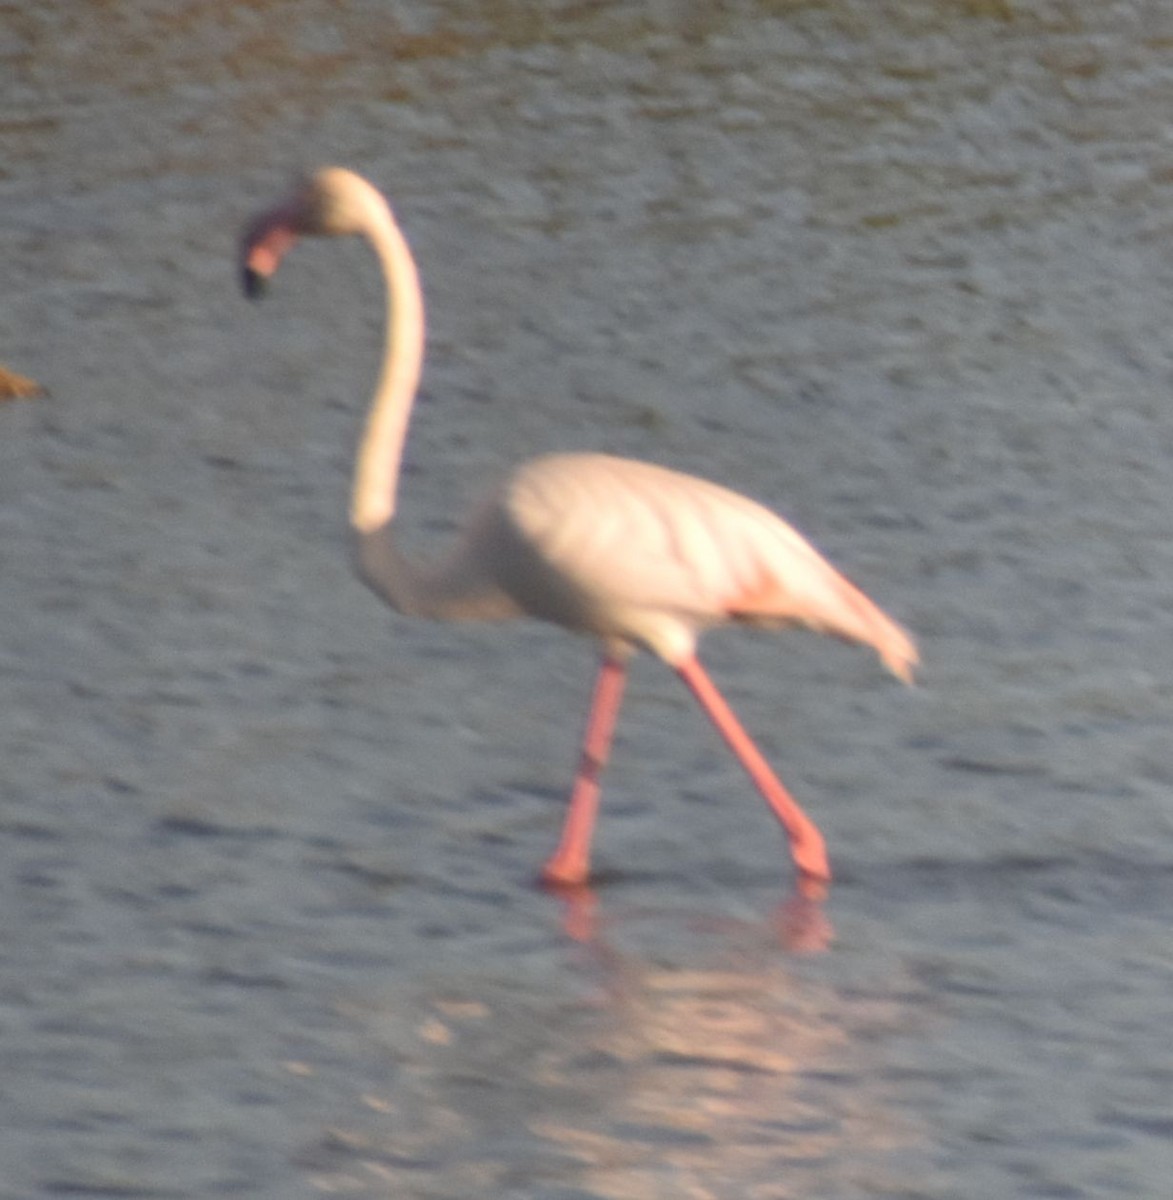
[498,453,916,679]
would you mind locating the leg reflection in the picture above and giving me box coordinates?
[547,879,833,953]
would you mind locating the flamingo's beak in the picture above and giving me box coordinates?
[239,206,299,301]
[242,266,267,300]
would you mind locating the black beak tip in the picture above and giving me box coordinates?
[242,267,267,300]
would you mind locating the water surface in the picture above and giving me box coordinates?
[3,2,1173,1196]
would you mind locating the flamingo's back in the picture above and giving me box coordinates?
[476,452,916,678]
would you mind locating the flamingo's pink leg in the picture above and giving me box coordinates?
[541,655,628,887]
[675,655,831,890]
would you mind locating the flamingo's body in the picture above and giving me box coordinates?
[241,167,917,893]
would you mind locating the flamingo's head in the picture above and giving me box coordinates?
[240,167,390,299]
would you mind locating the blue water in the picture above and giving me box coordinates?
[3,2,1173,1196]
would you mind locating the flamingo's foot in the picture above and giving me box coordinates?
[795,869,830,904]
[539,854,592,890]
[539,858,599,941]
[789,830,831,892]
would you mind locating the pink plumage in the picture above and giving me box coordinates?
[495,451,916,676]
[241,167,917,897]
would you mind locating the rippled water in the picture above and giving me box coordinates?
[4,2,1173,1196]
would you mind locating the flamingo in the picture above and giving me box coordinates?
[0,363,44,400]
[240,167,917,896]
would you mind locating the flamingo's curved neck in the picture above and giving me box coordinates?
[349,206,424,535]
[343,193,513,623]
